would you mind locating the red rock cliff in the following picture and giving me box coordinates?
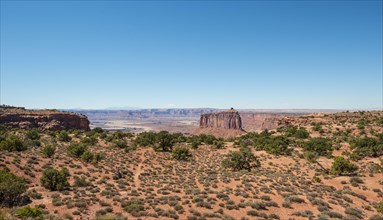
[0,106,90,131]
[200,108,243,130]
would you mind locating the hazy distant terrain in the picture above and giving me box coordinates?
[68,109,342,133]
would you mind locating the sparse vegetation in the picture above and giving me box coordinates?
[0,110,382,219]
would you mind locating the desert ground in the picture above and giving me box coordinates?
[1,111,383,220]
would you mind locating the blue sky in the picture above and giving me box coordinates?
[1,0,382,109]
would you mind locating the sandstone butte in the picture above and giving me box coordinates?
[0,105,90,131]
[200,107,244,130]
[195,108,246,138]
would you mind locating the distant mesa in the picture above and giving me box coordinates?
[200,107,244,130]
[194,108,245,138]
[0,105,90,131]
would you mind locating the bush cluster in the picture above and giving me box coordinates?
[171,146,192,161]
[0,169,27,207]
[278,126,309,139]
[57,130,71,142]
[350,137,383,160]
[25,128,40,140]
[41,145,56,158]
[222,147,260,171]
[67,143,101,163]
[17,206,43,219]
[330,156,358,175]
[0,135,27,152]
[237,131,292,155]
[40,167,70,191]
[303,137,333,157]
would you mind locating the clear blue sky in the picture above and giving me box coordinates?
[1,0,382,109]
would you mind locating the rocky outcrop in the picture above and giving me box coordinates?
[0,106,90,131]
[200,108,243,130]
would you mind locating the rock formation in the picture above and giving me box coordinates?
[199,108,243,130]
[0,105,90,131]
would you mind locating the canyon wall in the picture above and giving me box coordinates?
[0,106,90,131]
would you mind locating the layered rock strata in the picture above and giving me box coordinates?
[0,106,90,131]
[200,108,243,130]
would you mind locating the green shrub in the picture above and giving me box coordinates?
[303,137,333,157]
[264,136,292,155]
[171,147,192,161]
[41,145,56,158]
[279,126,309,139]
[313,176,322,183]
[312,123,323,132]
[0,170,27,207]
[377,201,383,213]
[376,117,383,126]
[350,137,383,160]
[58,131,71,142]
[0,135,27,152]
[172,132,187,143]
[198,134,217,145]
[304,151,318,163]
[294,127,310,139]
[213,140,225,149]
[330,156,358,175]
[92,127,104,133]
[345,207,363,219]
[350,177,364,186]
[74,176,89,187]
[94,153,104,162]
[222,147,260,171]
[112,130,133,139]
[191,139,200,149]
[133,131,157,147]
[288,196,305,203]
[80,150,94,162]
[356,119,368,130]
[26,128,40,140]
[17,206,43,219]
[238,131,292,155]
[67,143,88,158]
[40,167,70,191]
[80,136,98,145]
[123,199,145,214]
[112,139,127,149]
[154,131,175,151]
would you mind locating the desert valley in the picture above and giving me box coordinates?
[0,105,382,220]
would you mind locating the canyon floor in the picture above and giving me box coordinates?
[1,111,383,220]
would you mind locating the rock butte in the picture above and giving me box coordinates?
[199,108,244,130]
[0,105,90,131]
